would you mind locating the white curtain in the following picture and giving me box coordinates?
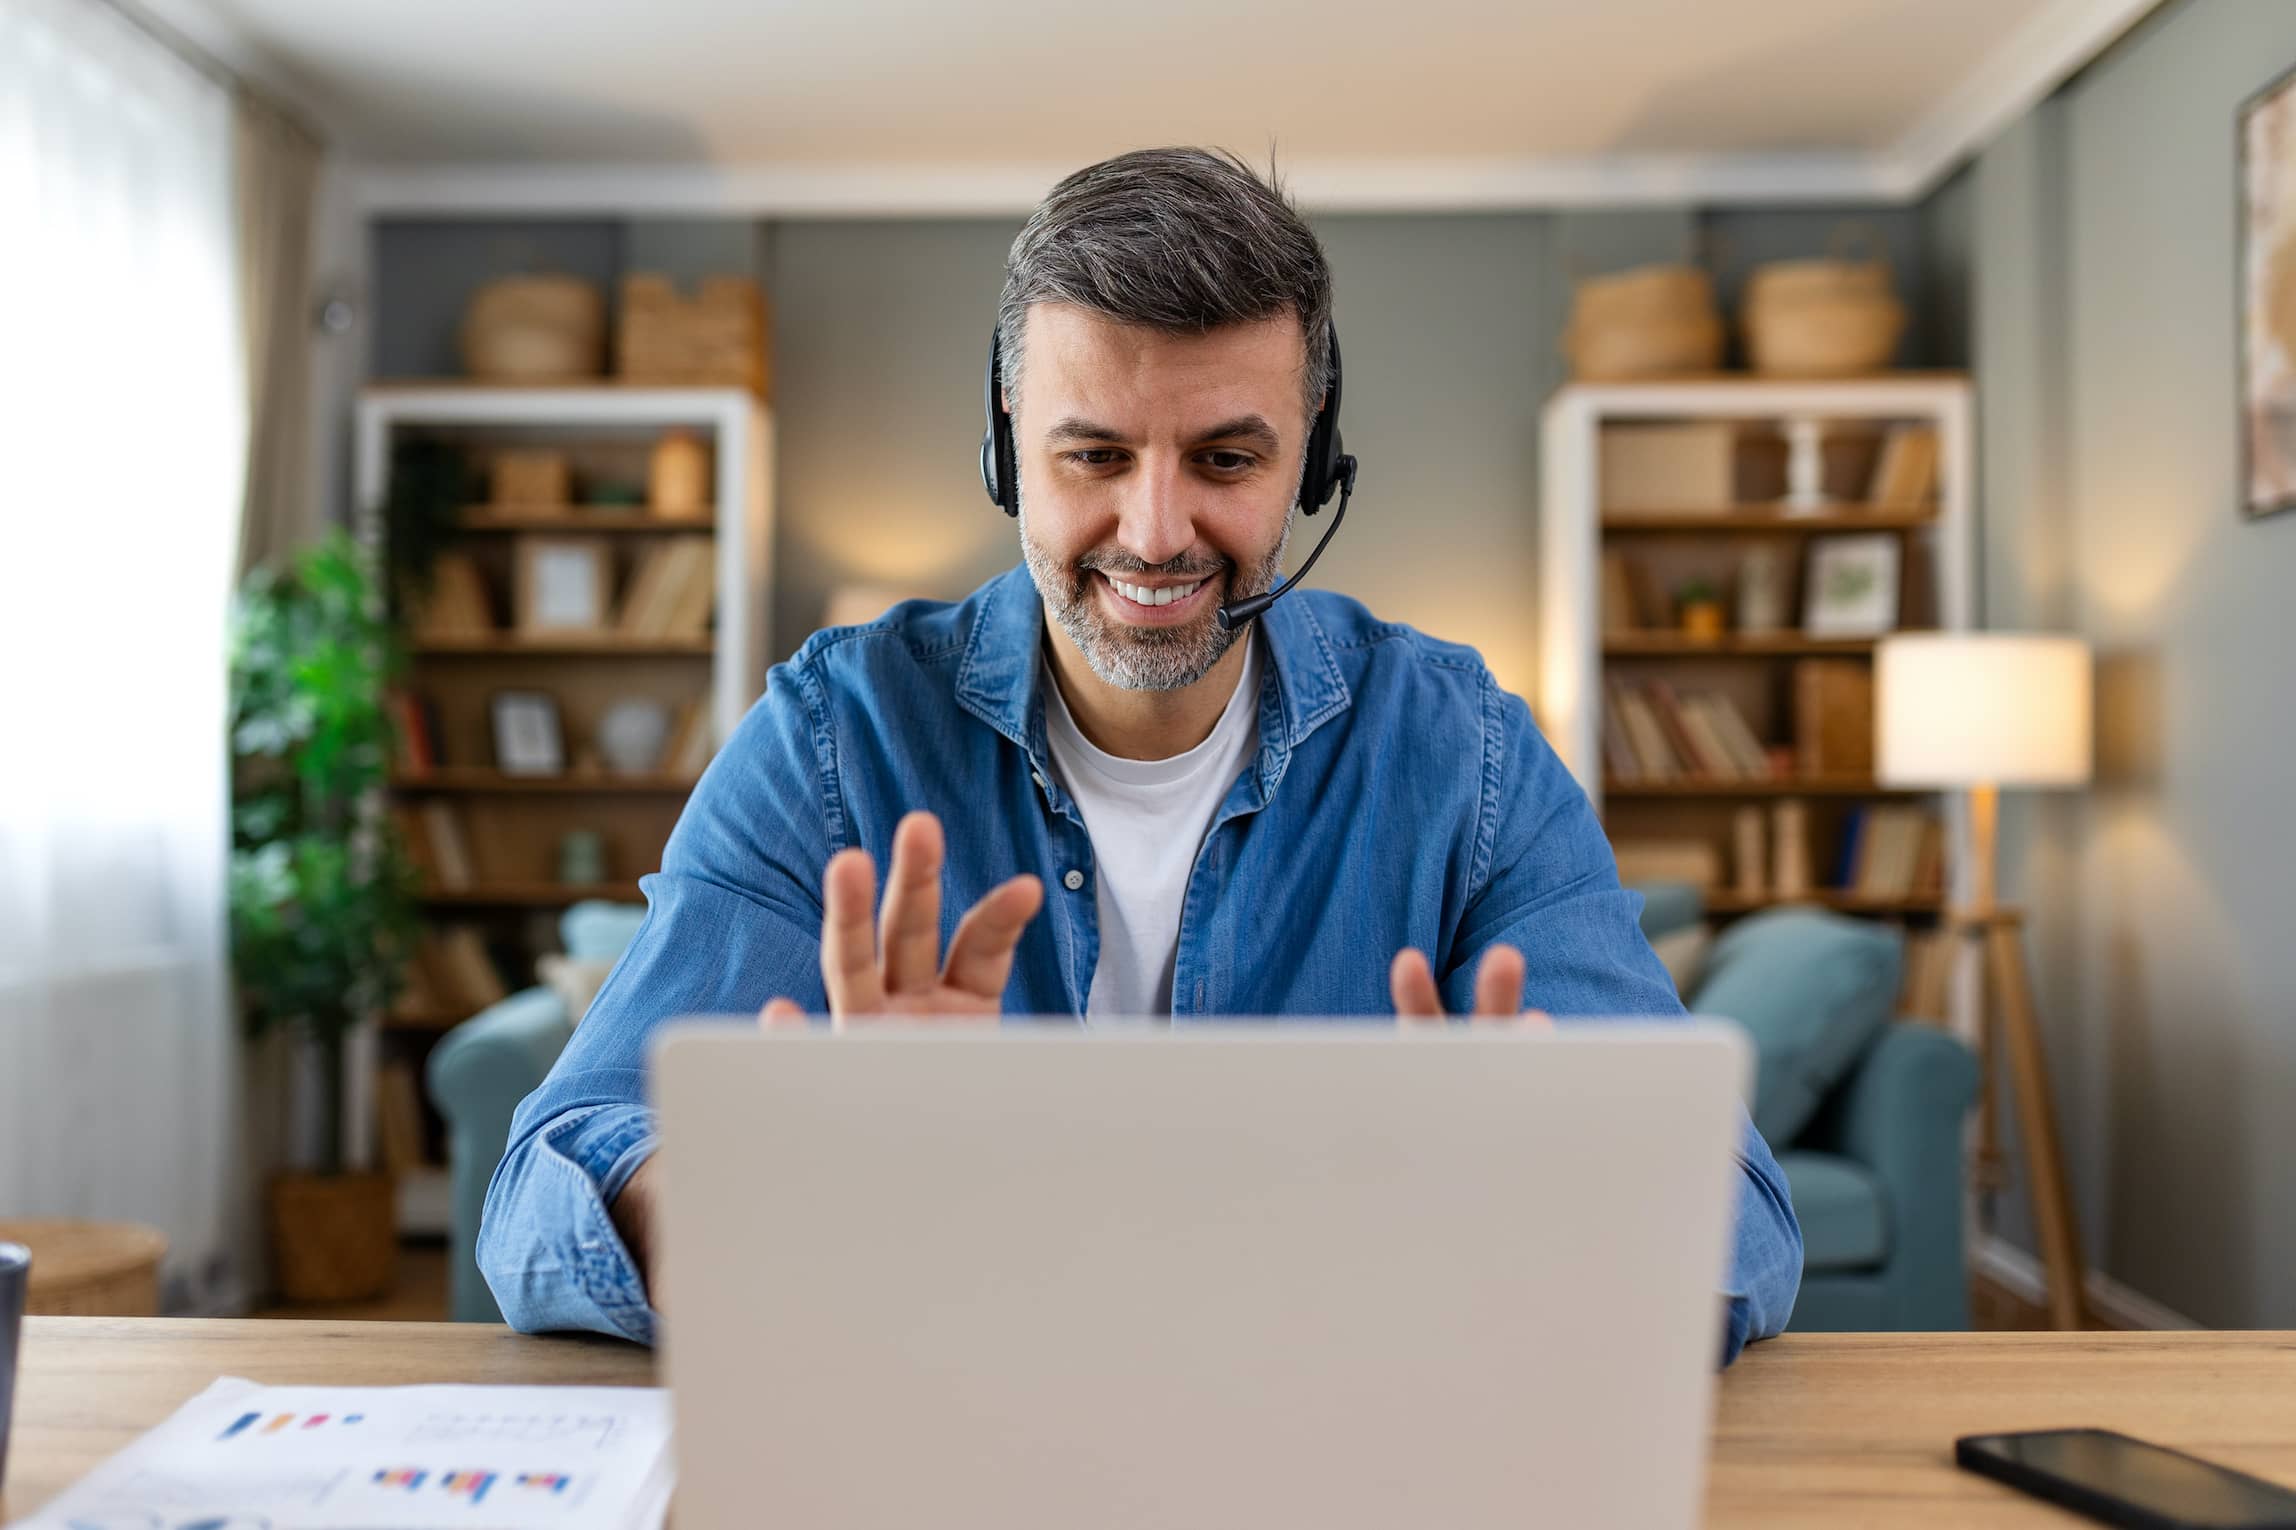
[0,0,248,1311]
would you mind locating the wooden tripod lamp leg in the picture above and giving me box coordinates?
[1987,912,2089,1329]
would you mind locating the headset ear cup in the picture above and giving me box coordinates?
[981,325,1019,516]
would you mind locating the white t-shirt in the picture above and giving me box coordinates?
[1041,633,1262,1018]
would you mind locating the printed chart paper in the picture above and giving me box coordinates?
[7,1378,672,1530]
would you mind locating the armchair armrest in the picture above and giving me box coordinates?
[1797,1021,1980,1329]
[425,987,575,1322]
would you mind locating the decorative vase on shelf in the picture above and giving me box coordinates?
[598,698,671,773]
[649,431,710,519]
[558,830,608,886]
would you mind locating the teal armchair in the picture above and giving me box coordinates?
[1639,887,1981,1332]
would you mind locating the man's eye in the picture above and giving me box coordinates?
[1067,450,1121,467]
[1204,452,1255,472]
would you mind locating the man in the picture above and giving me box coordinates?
[479,147,1802,1363]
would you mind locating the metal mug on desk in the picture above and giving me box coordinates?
[0,1241,25,1493]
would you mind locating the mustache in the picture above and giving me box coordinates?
[1075,552,1230,580]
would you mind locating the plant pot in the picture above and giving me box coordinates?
[1680,601,1727,643]
[268,1172,396,1305]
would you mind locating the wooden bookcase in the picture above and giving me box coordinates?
[349,383,774,1220]
[1537,375,1976,1024]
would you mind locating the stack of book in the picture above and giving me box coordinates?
[1866,424,1940,508]
[397,802,478,891]
[616,539,715,638]
[407,554,494,639]
[390,925,509,1021]
[1834,805,1944,901]
[1603,680,1775,782]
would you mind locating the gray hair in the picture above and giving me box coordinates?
[996,146,1334,426]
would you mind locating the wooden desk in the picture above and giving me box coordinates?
[5,1320,2293,1526]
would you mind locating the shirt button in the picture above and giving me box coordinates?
[1062,869,1085,891]
[1031,771,1046,788]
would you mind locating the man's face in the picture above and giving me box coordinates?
[1011,303,1309,692]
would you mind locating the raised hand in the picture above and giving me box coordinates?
[760,810,1043,1027]
[1389,943,1552,1026]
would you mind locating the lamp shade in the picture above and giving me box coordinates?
[1875,633,2093,788]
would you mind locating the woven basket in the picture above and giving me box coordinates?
[268,1173,396,1305]
[1562,263,1723,380]
[459,273,605,382]
[1741,225,1906,376]
[616,273,771,396]
[0,1219,166,1316]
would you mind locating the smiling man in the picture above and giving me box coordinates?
[478,146,1802,1364]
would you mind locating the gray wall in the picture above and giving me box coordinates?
[376,202,1958,690]
[1970,0,2296,1328]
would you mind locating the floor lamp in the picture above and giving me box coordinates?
[1876,633,2095,1330]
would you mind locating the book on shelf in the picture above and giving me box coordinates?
[662,699,714,778]
[1610,838,1721,889]
[407,925,509,1015]
[1793,659,1875,777]
[617,539,716,638]
[1603,680,1775,782]
[376,1062,426,1177]
[1696,694,1773,777]
[1612,684,1681,781]
[1732,806,1767,898]
[386,691,445,773]
[417,801,477,891]
[1645,682,1720,777]
[1835,806,1940,900]
[1601,551,1641,633]
[1866,425,1939,509]
[409,552,494,640]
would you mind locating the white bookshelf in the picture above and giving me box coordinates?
[347,384,774,1208]
[354,384,776,743]
[1538,374,1975,803]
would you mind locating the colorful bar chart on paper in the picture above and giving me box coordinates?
[517,1472,574,1494]
[218,1410,366,1441]
[441,1469,498,1505]
[374,1467,430,1491]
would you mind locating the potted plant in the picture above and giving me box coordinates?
[228,533,421,1304]
[1675,577,1727,643]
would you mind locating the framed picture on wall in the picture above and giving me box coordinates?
[2239,61,2296,520]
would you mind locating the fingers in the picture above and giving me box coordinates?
[1473,944,1527,1019]
[877,812,947,996]
[819,846,886,1016]
[1390,948,1444,1021]
[941,874,1044,1001]
[758,997,806,1029]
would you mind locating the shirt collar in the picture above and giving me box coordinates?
[954,564,1352,764]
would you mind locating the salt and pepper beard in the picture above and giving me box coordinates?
[1018,474,1297,693]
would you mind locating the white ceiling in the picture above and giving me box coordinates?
[167,0,2158,213]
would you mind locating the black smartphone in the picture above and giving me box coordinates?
[1957,1428,2296,1529]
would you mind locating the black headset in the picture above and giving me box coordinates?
[980,319,1359,630]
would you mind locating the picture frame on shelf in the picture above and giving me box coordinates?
[2239,59,2296,520]
[490,689,566,776]
[515,536,613,634]
[1802,533,1900,637]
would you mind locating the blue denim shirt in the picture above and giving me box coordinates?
[479,565,1803,1362]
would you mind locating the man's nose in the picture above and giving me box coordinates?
[1113,453,1196,568]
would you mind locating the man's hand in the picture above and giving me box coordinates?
[760,810,1044,1026]
[1389,943,1552,1025]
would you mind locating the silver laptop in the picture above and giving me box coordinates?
[654,1021,1749,1530]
